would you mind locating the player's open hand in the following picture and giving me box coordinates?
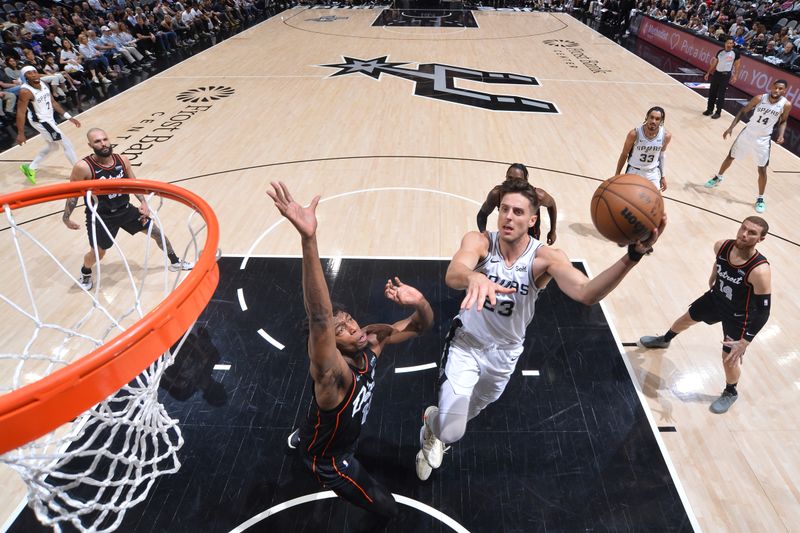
[384,277,424,307]
[461,272,515,312]
[267,181,320,239]
[722,338,749,366]
[69,117,81,128]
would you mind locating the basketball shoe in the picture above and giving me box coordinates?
[710,390,738,414]
[20,164,36,185]
[78,271,92,291]
[415,450,432,481]
[639,335,670,348]
[169,259,194,271]
[419,405,444,468]
[755,198,766,213]
[704,175,723,188]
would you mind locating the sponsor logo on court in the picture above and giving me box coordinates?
[113,87,236,167]
[542,40,612,74]
[176,86,236,103]
[319,56,558,113]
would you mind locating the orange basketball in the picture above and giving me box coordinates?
[590,174,664,245]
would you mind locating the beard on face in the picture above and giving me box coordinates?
[93,145,113,157]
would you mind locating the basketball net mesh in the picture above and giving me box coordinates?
[0,189,207,532]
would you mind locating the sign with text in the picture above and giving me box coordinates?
[637,16,800,119]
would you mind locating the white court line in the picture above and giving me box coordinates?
[579,259,702,532]
[521,369,540,376]
[538,78,677,85]
[237,288,248,311]
[0,499,27,533]
[228,490,470,533]
[257,328,285,350]
[395,362,437,373]
[159,75,326,79]
[241,186,481,270]
[213,364,231,371]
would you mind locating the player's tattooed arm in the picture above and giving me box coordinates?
[62,197,80,229]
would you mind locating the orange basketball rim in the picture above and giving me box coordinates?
[0,179,220,455]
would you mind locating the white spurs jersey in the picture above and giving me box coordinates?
[21,82,54,124]
[459,232,544,348]
[745,94,787,137]
[627,125,665,171]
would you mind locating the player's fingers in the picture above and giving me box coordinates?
[279,181,293,202]
[495,285,516,294]
[393,276,404,287]
[484,286,496,307]
[460,290,475,310]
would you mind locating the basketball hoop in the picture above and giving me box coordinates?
[0,179,219,532]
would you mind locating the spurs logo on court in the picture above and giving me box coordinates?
[543,39,580,47]
[176,86,236,103]
[320,56,558,113]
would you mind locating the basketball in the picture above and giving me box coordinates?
[590,174,664,245]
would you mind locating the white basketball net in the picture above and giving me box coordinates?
[0,188,207,532]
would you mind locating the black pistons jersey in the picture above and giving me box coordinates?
[712,239,769,314]
[83,154,130,213]
[300,348,378,459]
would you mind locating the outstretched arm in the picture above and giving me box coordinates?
[615,129,636,176]
[446,230,515,311]
[542,215,666,305]
[367,277,434,350]
[267,182,348,407]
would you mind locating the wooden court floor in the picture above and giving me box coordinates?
[1,7,799,532]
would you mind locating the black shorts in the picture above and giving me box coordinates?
[688,291,746,344]
[302,451,398,521]
[85,204,150,250]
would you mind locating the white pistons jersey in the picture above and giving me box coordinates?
[459,232,543,348]
[745,94,787,137]
[21,82,54,124]
[627,125,665,171]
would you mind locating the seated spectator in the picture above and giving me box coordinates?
[60,37,110,84]
[773,41,797,66]
[22,13,46,37]
[750,33,768,54]
[99,25,144,70]
[40,29,62,56]
[734,27,746,46]
[77,32,116,81]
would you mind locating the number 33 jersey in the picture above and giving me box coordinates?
[712,239,769,314]
[459,231,544,348]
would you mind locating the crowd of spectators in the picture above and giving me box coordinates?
[0,0,272,137]
[630,0,800,70]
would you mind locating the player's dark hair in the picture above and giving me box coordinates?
[645,106,665,123]
[774,79,788,88]
[498,179,540,212]
[505,163,529,180]
[300,302,350,340]
[743,216,769,236]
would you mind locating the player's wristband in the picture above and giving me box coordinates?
[627,244,644,262]
[63,112,72,119]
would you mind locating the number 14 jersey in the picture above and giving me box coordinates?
[745,94,788,137]
[712,239,769,314]
[459,232,544,348]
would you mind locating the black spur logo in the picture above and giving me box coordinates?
[320,56,558,113]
